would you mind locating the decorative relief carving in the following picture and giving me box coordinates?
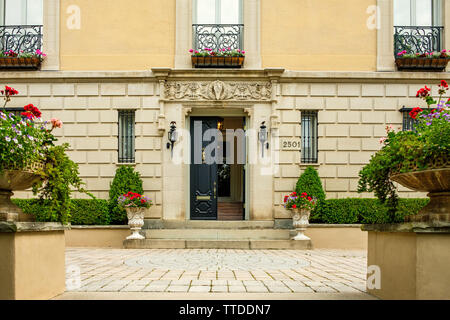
[164,80,272,101]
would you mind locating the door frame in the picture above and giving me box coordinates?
[185,113,249,221]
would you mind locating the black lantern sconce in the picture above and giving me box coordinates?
[167,121,178,157]
[259,121,269,157]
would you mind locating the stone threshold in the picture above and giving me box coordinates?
[69,225,130,230]
[0,221,67,233]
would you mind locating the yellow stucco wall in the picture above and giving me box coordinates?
[261,0,377,71]
[60,0,176,70]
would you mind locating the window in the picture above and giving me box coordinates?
[400,107,418,131]
[0,0,43,53]
[2,107,23,118]
[301,111,318,164]
[118,110,135,163]
[0,0,43,25]
[192,0,244,52]
[394,0,443,54]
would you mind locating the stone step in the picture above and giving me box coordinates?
[143,220,275,230]
[144,228,290,240]
[123,239,312,250]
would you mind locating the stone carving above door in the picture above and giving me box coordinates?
[164,80,272,101]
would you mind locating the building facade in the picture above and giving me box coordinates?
[2,0,447,224]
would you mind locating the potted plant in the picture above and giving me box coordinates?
[395,49,450,71]
[118,191,152,240]
[358,80,449,223]
[190,48,245,68]
[0,49,46,70]
[283,191,317,240]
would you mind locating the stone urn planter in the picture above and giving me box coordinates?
[0,57,41,70]
[390,167,450,222]
[125,207,145,240]
[291,208,311,240]
[0,169,42,222]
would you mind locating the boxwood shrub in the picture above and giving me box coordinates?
[12,198,111,225]
[312,198,429,224]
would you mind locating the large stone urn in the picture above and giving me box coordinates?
[125,207,145,240]
[0,169,42,222]
[390,168,450,222]
[291,208,311,240]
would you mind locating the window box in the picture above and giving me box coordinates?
[191,56,244,68]
[395,57,449,71]
[0,57,42,70]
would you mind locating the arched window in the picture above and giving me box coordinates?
[394,0,443,54]
[192,0,244,52]
[0,0,43,53]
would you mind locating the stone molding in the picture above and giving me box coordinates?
[164,80,272,101]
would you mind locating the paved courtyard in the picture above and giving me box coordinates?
[65,248,368,295]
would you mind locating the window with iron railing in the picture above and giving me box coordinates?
[394,0,443,54]
[0,0,43,53]
[118,110,135,163]
[193,0,244,52]
[400,107,419,131]
[301,111,318,164]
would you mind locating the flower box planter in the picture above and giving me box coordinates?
[395,57,450,71]
[0,57,42,70]
[191,56,244,68]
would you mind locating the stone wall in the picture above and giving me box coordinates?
[4,70,435,221]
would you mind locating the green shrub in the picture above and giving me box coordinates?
[295,166,326,221]
[108,166,144,224]
[12,198,110,225]
[314,198,429,224]
[70,199,110,225]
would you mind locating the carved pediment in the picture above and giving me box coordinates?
[164,80,272,101]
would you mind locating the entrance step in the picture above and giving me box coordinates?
[143,220,274,230]
[144,228,290,240]
[123,239,312,250]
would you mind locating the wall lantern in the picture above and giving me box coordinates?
[259,121,269,157]
[167,121,178,157]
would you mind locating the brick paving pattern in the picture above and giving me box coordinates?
[66,248,367,294]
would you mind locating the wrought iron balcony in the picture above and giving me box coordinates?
[192,24,244,52]
[0,25,43,53]
[394,26,444,55]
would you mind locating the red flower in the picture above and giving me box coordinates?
[23,104,41,118]
[21,112,34,119]
[409,107,423,120]
[307,196,312,201]
[284,196,288,203]
[440,80,448,88]
[416,86,431,98]
[292,204,297,209]
[1,86,19,97]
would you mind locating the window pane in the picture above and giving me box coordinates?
[415,0,432,26]
[26,0,43,25]
[196,0,216,24]
[118,110,135,163]
[301,111,318,164]
[220,0,240,24]
[394,0,411,25]
[5,0,26,25]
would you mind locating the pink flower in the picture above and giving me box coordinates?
[241,51,245,54]
[379,137,387,144]
[189,49,194,53]
[50,118,63,129]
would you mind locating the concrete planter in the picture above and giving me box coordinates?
[390,168,450,222]
[0,222,66,300]
[363,222,450,300]
[191,56,245,68]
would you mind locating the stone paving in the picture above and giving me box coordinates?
[65,248,367,294]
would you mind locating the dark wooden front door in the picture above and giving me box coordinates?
[190,117,219,220]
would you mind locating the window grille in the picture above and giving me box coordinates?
[118,110,135,163]
[301,111,318,164]
[400,107,418,131]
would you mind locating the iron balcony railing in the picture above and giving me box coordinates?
[394,26,444,55]
[0,25,43,53]
[192,24,244,52]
